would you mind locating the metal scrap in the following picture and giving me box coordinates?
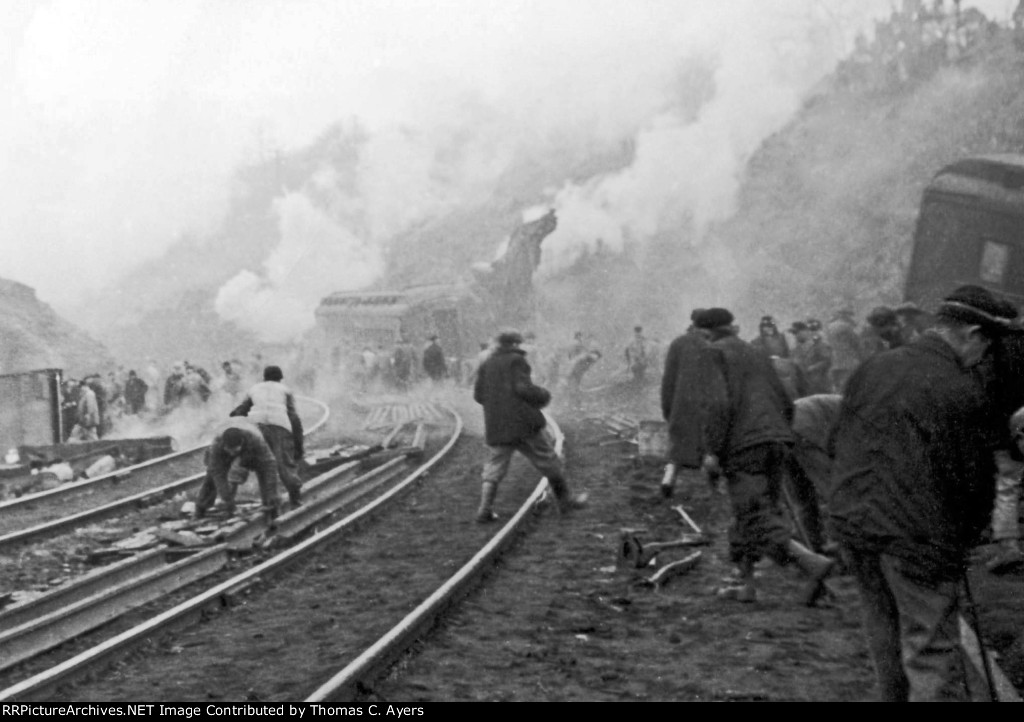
[642,551,703,589]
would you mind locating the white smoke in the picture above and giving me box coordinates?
[540,5,839,284]
[215,192,384,342]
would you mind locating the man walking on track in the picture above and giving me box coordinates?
[473,329,587,523]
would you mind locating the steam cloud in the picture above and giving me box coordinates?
[215,192,384,342]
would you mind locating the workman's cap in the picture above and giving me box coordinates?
[690,308,707,323]
[937,285,1018,335]
[496,329,524,346]
[894,301,925,317]
[866,306,898,328]
[634,325,643,333]
[789,321,809,334]
[759,315,776,327]
[806,318,822,331]
[693,308,734,330]
[263,365,283,382]
[221,427,246,448]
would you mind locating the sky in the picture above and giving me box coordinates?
[0,0,1015,316]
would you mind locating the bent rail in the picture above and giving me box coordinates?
[307,413,564,702]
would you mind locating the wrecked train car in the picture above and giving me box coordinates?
[0,368,64,456]
[905,154,1024,309]
[311,283,491,373]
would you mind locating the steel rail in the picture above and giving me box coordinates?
[0,445,405,673]
[0,403,461,702]
[0,397,330,550]
[307,413,564,702]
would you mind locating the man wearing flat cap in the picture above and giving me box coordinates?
[830,284,1016,701]
[688,308,834,603]
[660,309,722,497]
[473,329,587,522]
[750,315,790,359]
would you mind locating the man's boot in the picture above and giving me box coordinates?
[785,539,835,605]
[786,539,835,579]
[547,475,588,515]
[717,559,757,602]
[475,481,499,523]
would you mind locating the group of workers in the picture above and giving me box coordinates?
[657,285,1024,701]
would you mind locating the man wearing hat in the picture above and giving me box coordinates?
[692,308,834,603]
[624,325,649,383]
[660,309,724,497]
[473,329,587,522]
[750,315,790,359]
[422,335,448,384]
[830,285,1015,701]
[791,321,831,395]
[860,306,903,357]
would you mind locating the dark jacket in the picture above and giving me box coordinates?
[704,333,794,465]
[207,419,280,490]
[829,333,999,579]
[422,342,447,380]
[474,346,550,446]
[661,329,727,467]
[749,332,790,359]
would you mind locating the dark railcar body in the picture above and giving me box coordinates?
[905,154,1024,310]
[311,283,491,373]
[0,368,63,458]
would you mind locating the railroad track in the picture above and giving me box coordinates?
[0,406,567,702]
[0,396,331,550]
[0,399,464,700]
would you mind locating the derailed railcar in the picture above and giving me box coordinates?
[0,368,63,457]
[311,283,491,373]
[904,155,1024,418]
[905,154,1024,310]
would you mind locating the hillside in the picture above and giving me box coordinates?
[713,20,1024,325]
[0,278,112,377]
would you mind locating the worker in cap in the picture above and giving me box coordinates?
[751,314,790,359]
[693,307,833,603]
[830,284,1016,700]
[473,329,587,522]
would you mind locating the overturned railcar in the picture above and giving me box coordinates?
[311,284,491,372]
[0,368,63,457]
[905,154,1024,309]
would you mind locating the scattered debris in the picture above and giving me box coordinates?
[641,551,703,589]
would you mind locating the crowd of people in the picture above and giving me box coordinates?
[61,358,255,442]
[655,286,1023,702]
[462,285,1024,701]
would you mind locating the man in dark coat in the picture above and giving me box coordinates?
[193,418,282,523]
[124,370,149,415]
[422,335,447,383]
[697,308,834,603]
[473,329,586,522]
[659,309,726,497]
[830,285,1014,701]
